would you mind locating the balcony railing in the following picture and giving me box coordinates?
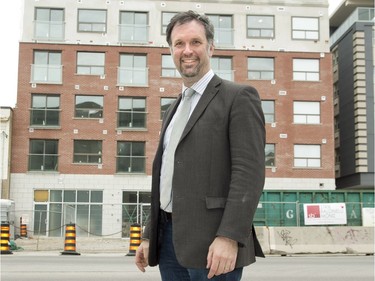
[214,28,234,48]
[117,67,148,86]
[31,64,63,84]
[34,20,65,41]
[330,8,374,46]
[119,24,149,44]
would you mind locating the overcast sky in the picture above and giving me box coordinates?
[0,0,343,108]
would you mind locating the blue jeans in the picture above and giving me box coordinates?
[159,220,243,281]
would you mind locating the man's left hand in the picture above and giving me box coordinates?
[206,236,238,279]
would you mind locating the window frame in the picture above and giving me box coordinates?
[291,16,319,41]
[77,9,107,33]
[247,15,275,39]
[265,144,275,167]
[74,95,104,119]
[207,14,234,47]
[118,53,148,86]
[117,97,147,129]
[211,56,233,81]
[116,141,146,173]
[161,54,180,78]
[248,57,275,80]
[34,7,65,41]
[119,11,149,43]
[292,58,320,81]
[32,50,62,84]
[261,100,275,123]
[28,139,59,171]
[76,51,105,76]
[294,144,321,168]
[30,94,60,127]
[293,101,320,124]
[73,140,103,164]
[161,12,177,35]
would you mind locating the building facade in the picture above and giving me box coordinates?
[1,107,13,199]
[11,0,334,237]
[330,1,374,189]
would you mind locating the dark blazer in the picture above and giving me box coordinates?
[143,74,265,269]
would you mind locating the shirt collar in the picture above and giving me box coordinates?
[182,69,214,97]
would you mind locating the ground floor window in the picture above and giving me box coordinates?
[33,189,103,237]
[122,191,150,237]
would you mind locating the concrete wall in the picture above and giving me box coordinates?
[256,226,374,255]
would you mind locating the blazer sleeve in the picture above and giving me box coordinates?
[215,85,265,247]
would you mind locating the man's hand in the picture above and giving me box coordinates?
[206,236,238,279]
[135,240,149,272]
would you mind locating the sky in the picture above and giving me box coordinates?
[0,0,343,108]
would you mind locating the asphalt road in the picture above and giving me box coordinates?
[1,253,374,281]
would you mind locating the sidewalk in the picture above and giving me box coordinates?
[12,236,130,253]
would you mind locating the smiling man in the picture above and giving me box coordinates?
[135,11,266,281]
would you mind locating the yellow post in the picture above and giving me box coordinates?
[127,223,141,256]
[61,223,80,255]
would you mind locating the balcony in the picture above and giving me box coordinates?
[117,67,148,87]
[214,28,234,48]
[330,8,374,46]
[119,24,149,44]
[31,64,63,84]
[33,20,65,41]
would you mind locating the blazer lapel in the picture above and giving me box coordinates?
[181,75,222,140]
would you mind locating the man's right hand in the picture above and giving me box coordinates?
[135,240,149,272]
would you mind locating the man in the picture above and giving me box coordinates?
[135,10,265,281]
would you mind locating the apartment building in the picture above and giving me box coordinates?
[330,1,374,189]
[11,0,334,237]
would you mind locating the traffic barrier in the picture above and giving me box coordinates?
[61,223,80,255]
[1,223,13,254]
[20,218,28,238]
[127,223,141,256]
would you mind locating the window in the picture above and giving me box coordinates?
[211,57,233,81]
[207,14,233,47]
[248,57,274,80]
[73,140,102,164]
[293,59,319,81]
[119,11,148,43]
[292,17,319,40]
[78,9,106,32]
[29,139,58,171]
[32,51,62,84]
[34,8,64,41]
[77,52,105,75]
[265,144,275,167]
[75,95,103,118]
[161,55,180,77]
[294,144,321,168]
[122,191,151,237]
[36,189,103,237]
[293,101,320,124]
[161,97,177,119]
[30,95,60,126]
[118,54,148,86]
[117,141,146,173]
[247,15,274,38]
[261,100,275,123]
[118,97,146,128]
[161,12,177,34]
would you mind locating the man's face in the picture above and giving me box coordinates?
[170,20,214,85]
